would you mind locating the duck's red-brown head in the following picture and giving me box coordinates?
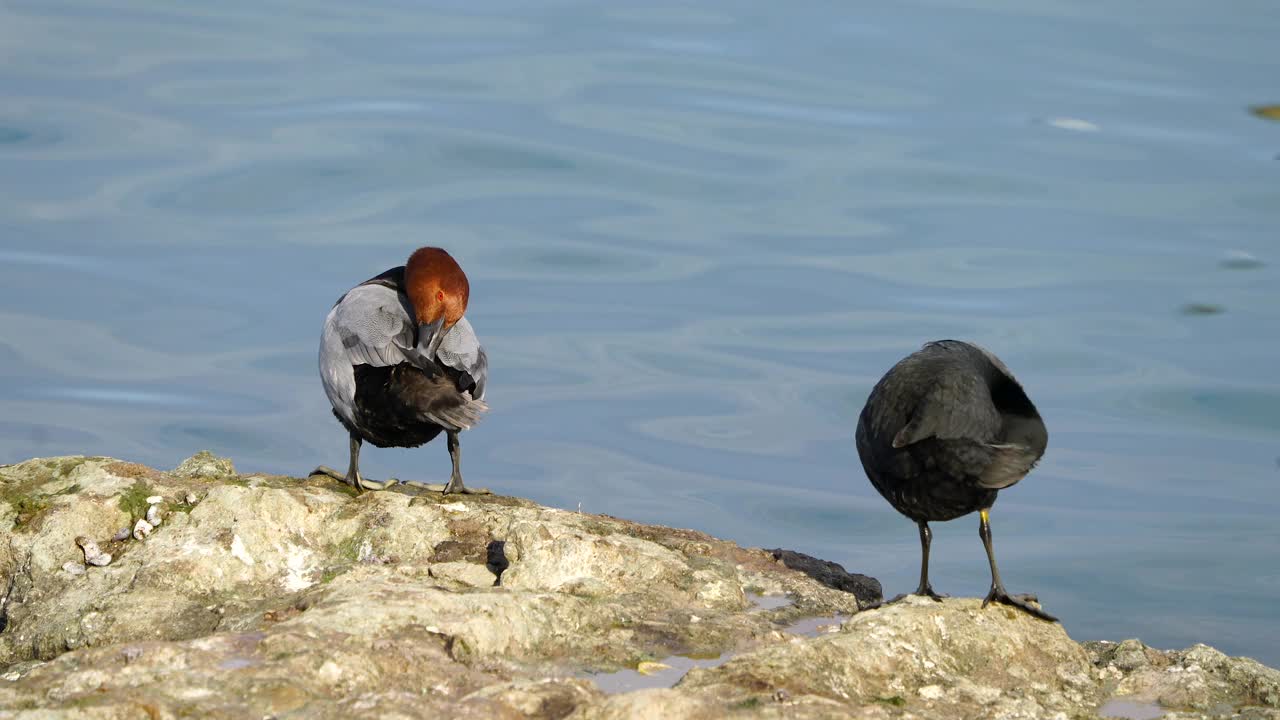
[404,247,470,358]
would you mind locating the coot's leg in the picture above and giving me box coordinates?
[869,520,947,609]
[912,520,946,600]
[979,509,1057,622]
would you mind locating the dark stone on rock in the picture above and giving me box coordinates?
[767,548,883,605]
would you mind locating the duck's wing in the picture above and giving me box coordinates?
[328,282,419,369]
[327,266,447,373]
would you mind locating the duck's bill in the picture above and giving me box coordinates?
[418,317,447,359]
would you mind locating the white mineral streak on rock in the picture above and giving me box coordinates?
[283,545,314,591]
[230,534,255,566]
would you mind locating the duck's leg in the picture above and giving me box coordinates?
[869,520,947,609]
[979,509,1057,621]
[401,431,491,495]
[440,430,490,495]
[401,425,491,491]
[310,433,397,492]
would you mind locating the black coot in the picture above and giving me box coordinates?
[856,340,1055,621]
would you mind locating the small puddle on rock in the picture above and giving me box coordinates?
[582,653,730,694]
[746,591,793,612]
[1099,698,1166,720]
[784,614,849,637]
[217,656,257,671]
[582,597,848,693]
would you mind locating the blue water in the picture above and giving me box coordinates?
[1,0,1278,665]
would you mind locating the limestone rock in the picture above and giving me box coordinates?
[1,455,1276,720]
[465,679,602,717]
[429,561,499,588]
[1089,639,1280,714]
[566,688,724,720]
[171,450,236,479]
[676,595,1097,718]
[0,455,868,715]
[500,520,745,610]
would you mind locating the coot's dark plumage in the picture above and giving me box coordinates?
[312,247,489,494]
[856,340,1054,621]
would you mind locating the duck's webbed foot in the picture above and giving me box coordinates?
[311,435,399,493]
[308,466,399,492]
[867,583,948,610]
[983,585,1057,622]
[399,478,492,495]
[397,430,491,495]
[977,509,1057,622]
[442,475,491,495]
[867,520,947,610]
[913,582,948,602]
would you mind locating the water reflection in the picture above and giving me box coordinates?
[0,0,1278,667]
[1180,303,1225,316]
[1219,250,1264,270]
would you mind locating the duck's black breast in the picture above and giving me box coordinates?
[346,362,462,448]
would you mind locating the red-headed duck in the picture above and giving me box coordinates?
[312,247,489,494]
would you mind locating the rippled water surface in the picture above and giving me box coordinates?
[2,0,1278,664]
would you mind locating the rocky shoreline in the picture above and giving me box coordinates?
[1,454,1276,719]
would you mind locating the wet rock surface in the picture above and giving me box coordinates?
[1,454,1276,719]
[1088,639,1280,718]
